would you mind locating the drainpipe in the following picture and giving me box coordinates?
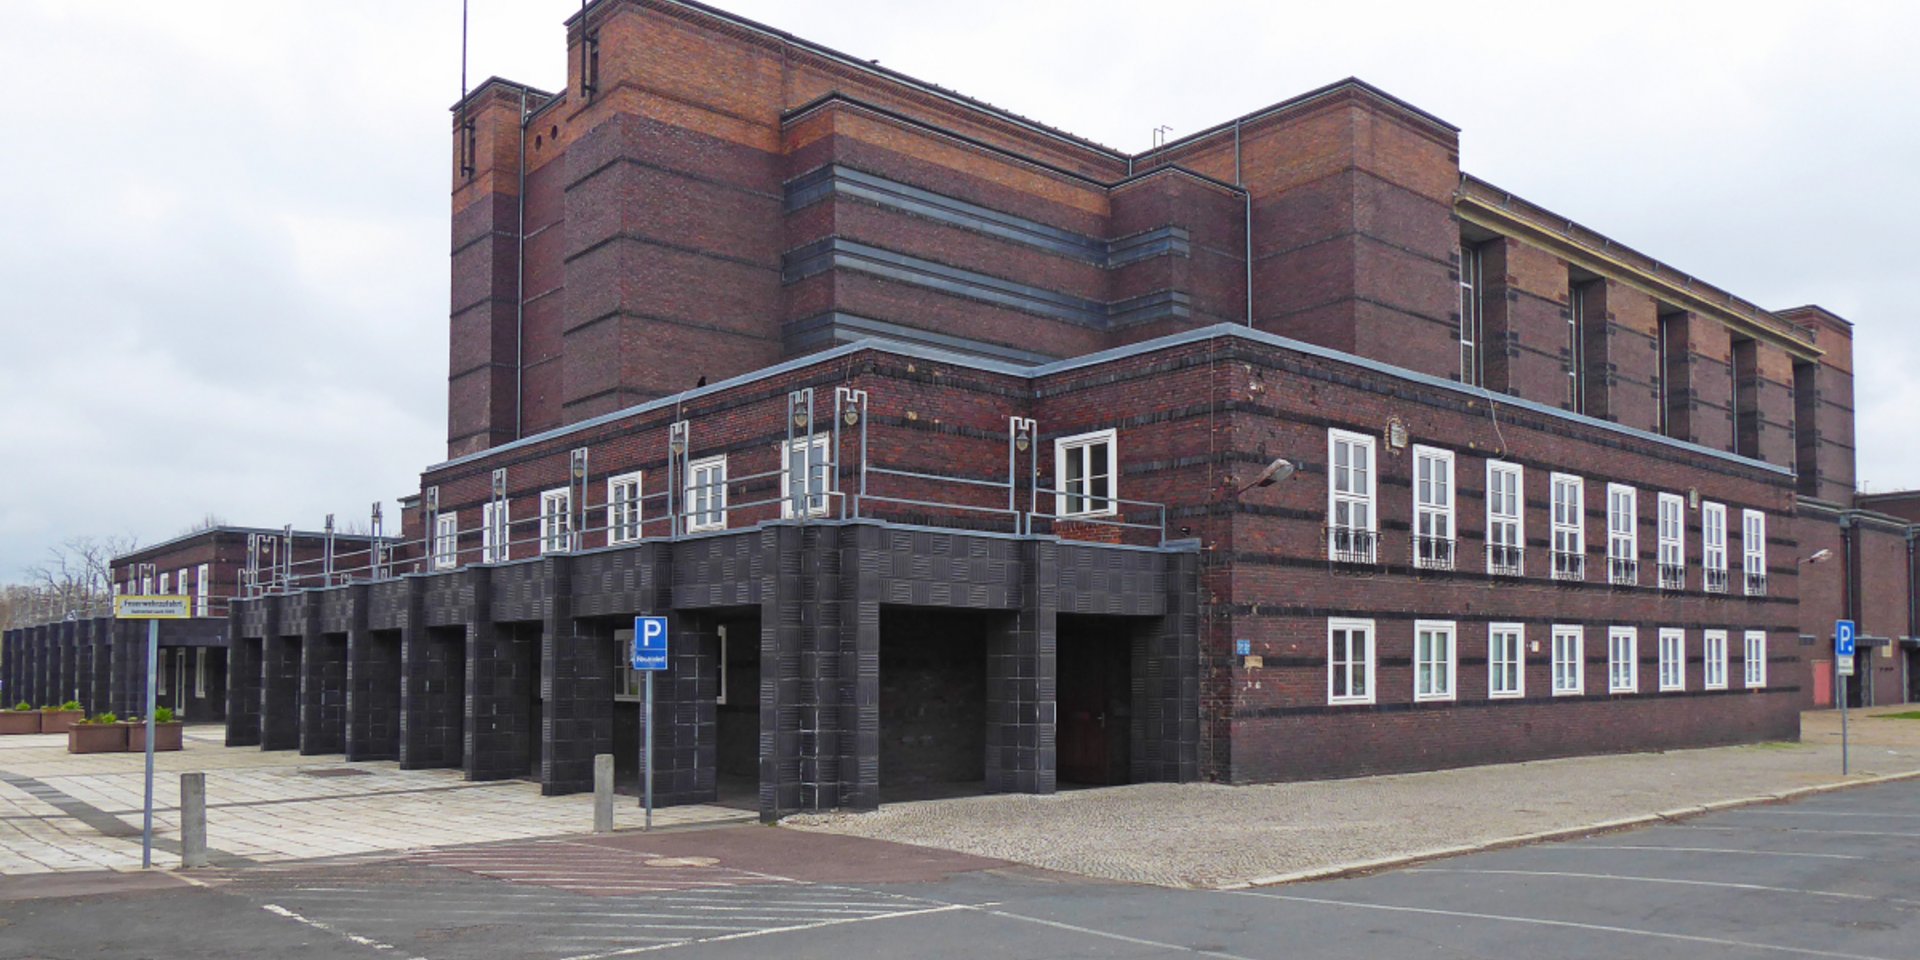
[515,87,529,439]
[1236,119,1252,327]
[1840,513,1856,707]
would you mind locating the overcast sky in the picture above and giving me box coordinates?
[1,0,1914,577]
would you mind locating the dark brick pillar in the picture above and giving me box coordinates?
[541,555,615,796]
[465,569,537,781]
[72,624,93,714]
[759,526,804,820]
[260,625,303,751]
[400,579,464,770]
[299,631,348,756]
[112,620,146,717]
[29,625,46,706]
[346,585,400,762]
[1135,550,1201,783]
[226,616,262,747]
[2,630,17,706]
[986,539,1057,795]
[832,525,882,811]
[52,622,73,707]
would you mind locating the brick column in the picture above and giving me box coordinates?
[465,568,537,781]
[400,577,464,770]
[112,620,145,717]
[345,584,400,762]
[259,597,302,751]
[759,526,804,820]
[1135,549,1201,783]
[541,554,616,796]
[2,630,17,706]
[299,627,348,756]
[986,539,1057,795]
[834,524,882,811]
[225,613,262,747]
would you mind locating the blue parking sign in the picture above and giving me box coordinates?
[632,616,669,671]
[1835,619,1856,657]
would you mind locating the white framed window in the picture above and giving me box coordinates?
[539,488,572,554]
[1055,429,1117,519]
[782,434,834,519]
[1657,492,1685,589]
[1328,618,1375,705]
[195,563,210,616]
[1489,623,1524,699]
[1327,429,1377,563]
[1702,501,1728,593]
[613,629,642,701]
[1742,509,1767,596]
[1460,241,1485,386]
[432,512,459,570]
[1414,620,1457,702]
[1704,629,1729,690]
[715,624,730,707]
[1552,625,1584,695]
[482,500,511,563]
[1743,630,1768,688]
[141,574,153,594]
[1486,460,1524,575]
[159,573,171,594]
[1658,628,1686,691]
[1550,473,1585,581]
[1606,484,1637,585]
[177,568,189,597]
[607,471,644,544]
[686,455,728,532]
[1412,445,1455,570]
[1607,626,1638,694]
[194,648,207,698]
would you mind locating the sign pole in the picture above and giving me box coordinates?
[1836,619,1855,777]
[143,618,158,869]
[644,670,654,832]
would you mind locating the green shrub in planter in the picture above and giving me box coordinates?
[10,702,30,712]
[61,701,83,712]
[88,712,119,724]
[153,706,176,724]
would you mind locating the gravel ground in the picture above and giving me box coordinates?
[784,708,1920,889]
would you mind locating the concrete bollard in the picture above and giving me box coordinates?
[180,772,208,868]
[593,754,614,834]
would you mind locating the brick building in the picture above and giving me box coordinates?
[10,0,1910,819]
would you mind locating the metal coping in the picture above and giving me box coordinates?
[112,526,384,567]
[428,322,1793,480]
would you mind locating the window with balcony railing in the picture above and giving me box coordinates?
[1551,550,1585,582]
[1608,556,1639,586]
[1329,526,1378,565]
[1487,543,1525,577]
[1413,534,1455,571]
[1745,571,1769,597]
[1658,562,1686,591]
[1704,567,1730,594]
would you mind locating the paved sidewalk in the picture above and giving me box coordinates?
[787,707,1920,889]
[0,728,749,874]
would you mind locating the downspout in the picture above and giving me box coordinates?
[515,87,529,439]
[1840,512,1856,707]
[1236,119,1252,327]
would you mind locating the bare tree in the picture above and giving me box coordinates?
[20,534,139,623]
[179,513,227,536]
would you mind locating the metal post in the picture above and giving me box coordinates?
[1840,665,1850,776]
[643,670,654,831]
[593,754,614,834]
[142,618,158,869]
[180,772,207,868]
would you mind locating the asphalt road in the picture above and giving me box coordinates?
[3,778,1916,960]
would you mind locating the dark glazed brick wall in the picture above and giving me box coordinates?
[260,633,302,751]
[299,632,348,756]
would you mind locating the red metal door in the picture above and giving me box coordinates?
[1812,659,1833,707]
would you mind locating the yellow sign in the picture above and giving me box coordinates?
[114,595,192,619]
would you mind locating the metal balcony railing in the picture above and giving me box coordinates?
[1705,568,1730,594]
[1486,543,1525,577]
[1745,571,1769,597]
[1551,550,1586,582]
[1412,535,1455,571]
[1608,556,1638,587]
[1328,526,1378,565]
[1658,562,1686,591]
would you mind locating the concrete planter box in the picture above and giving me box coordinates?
[39,709,84,734]
[0,711,40,735]
[127,722,184,752]
[68,723,128,754]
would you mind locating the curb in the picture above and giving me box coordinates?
[1219,767,1920,891]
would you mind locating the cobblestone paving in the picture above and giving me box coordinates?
[0,728,750,874]
[788,708,1920,889]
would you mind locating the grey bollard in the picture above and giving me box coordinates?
[593,754,614,834]
[180,772,208,868]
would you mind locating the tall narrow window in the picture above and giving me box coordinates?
[1486,461,1524,576]
[195,563,210,616]
[783,435,834,518]
[613,629,642,701]
[160,573,171,594]
[1567,278,1593,413]
[177,568,189,598]
[482,500,510,563]
[1412,446,1454,570]
[1551,473,1585,581]
[1703,629,1728,690]
[539,488,572,554]
[1658,628,1686,691]
[1459,241,1485,387]
[194,648,207,698]
[1328,618,1375,705]
[1742,509,1768,596]
[1327,430,1377,564]
[1489,623,1524,699]
[1055,429,1116,519]
[1606,484,1638,586]
[1414,620,1456,702]
[1743,630,1768,687]
[1656,493,1685,590]
[1793,360,1820,495]
[1552,625,1584,695]
[1733,338,1760,459]
[686,455,728,532]
[1608,626,1638,694]
[432,512,459,570]
[1702,501,1728,593]
[1657,311,1680,438]
[607,472,643,544]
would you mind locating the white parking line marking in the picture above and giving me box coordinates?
[1570,844,1864,860]
[555,903,975,960]
[1405,867,1920,906]
[974,907,1262,960]
[1231,891,1903,960]
[262,903,430,960]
